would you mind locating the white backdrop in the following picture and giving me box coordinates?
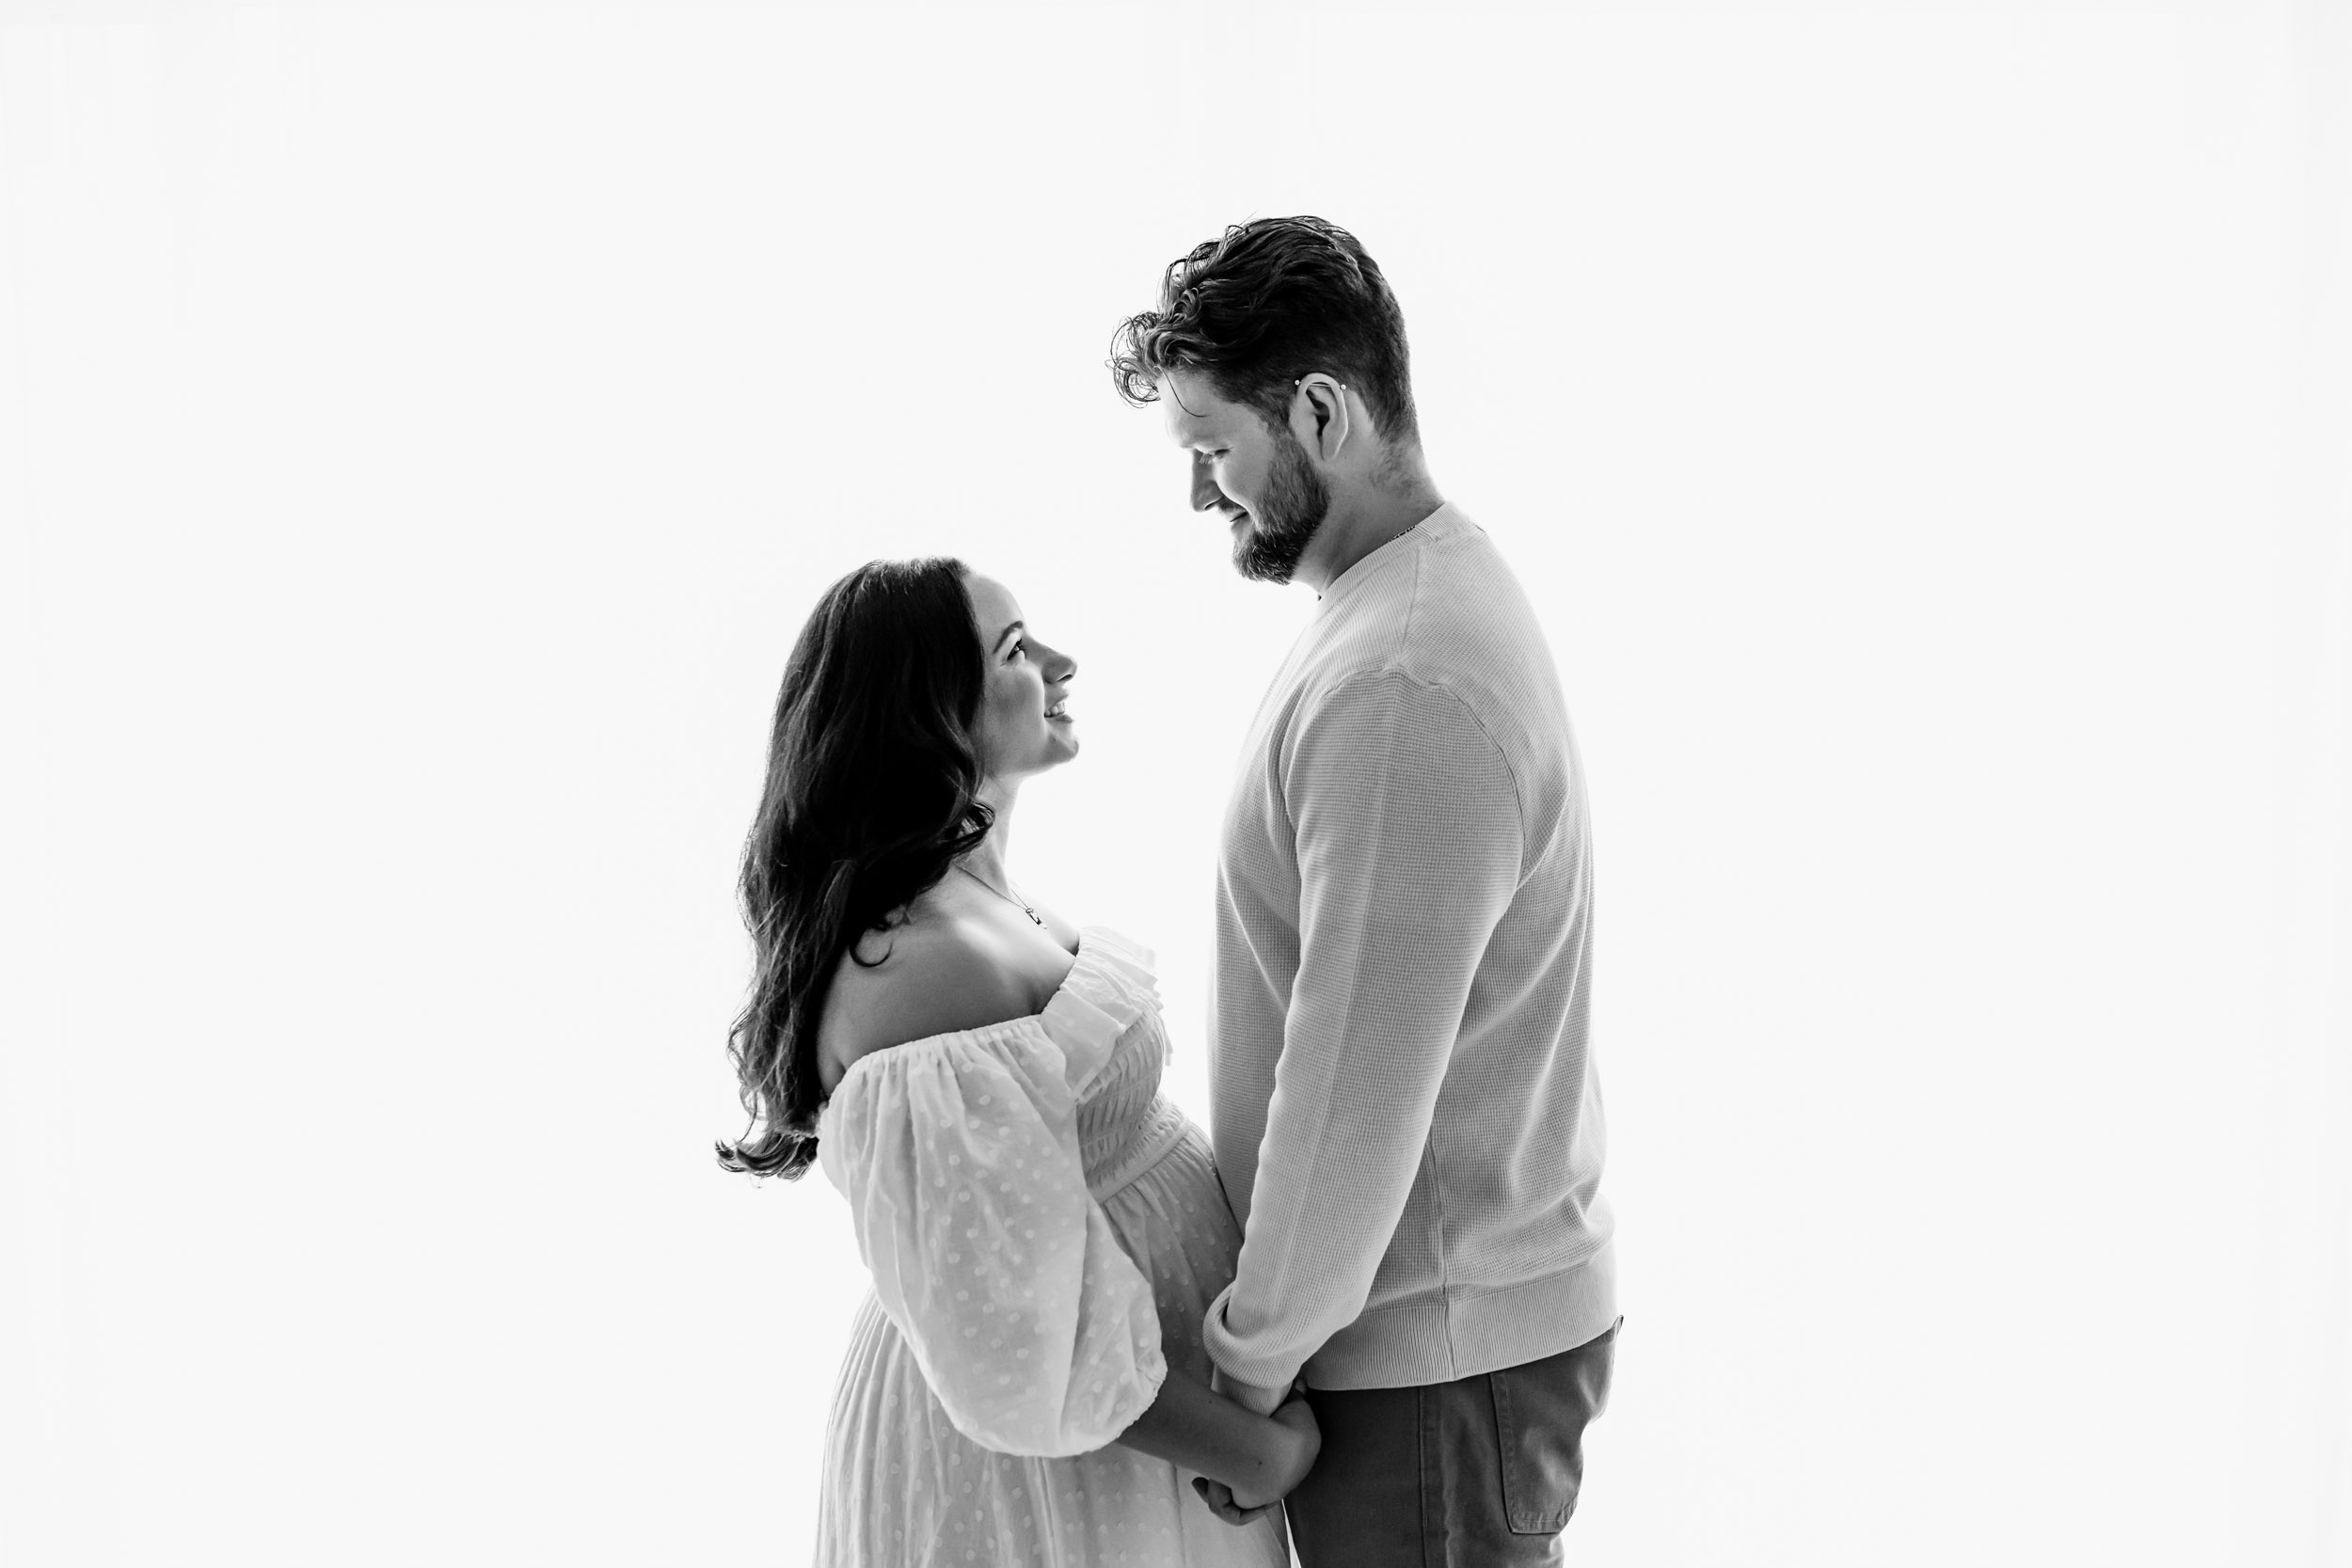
[4,3,2347,1565]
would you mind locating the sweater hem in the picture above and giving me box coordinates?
[1300,1239,1617,1390]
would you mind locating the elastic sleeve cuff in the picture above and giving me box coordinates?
[1088,1344,1168,1450]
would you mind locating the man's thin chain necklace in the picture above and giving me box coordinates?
[957,863,1044,927]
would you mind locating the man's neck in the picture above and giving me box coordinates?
[1295,481,1446,594]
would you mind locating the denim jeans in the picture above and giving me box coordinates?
[1284,1318,1621,1568]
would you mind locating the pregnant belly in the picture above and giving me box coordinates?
[1094,1115,1243,1385]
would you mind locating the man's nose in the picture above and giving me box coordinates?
[1190,454,1226,514]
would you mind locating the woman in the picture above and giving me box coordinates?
[719,558,1312,1566]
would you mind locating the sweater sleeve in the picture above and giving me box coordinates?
[1202,669,1525,1389]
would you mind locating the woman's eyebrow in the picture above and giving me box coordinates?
[993,621,1025,651]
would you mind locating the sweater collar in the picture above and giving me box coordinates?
[1314,500,1468,615]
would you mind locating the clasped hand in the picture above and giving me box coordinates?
[1191,1395,1319,1526]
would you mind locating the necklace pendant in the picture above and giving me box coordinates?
[959,862,1047,928]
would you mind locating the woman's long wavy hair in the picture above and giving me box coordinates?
[716,558,991,1179]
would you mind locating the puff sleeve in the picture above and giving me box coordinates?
[816,1008,1166,1457]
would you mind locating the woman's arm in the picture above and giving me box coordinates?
[1115,1366,1319,1509]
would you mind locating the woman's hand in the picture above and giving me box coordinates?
[1234,1397,1320,1508]
[1120,1368,1319,1525]
[1193,1397,1321,1521]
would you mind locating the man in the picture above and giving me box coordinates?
[1109,217,1619,1566]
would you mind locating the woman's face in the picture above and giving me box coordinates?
[962,572,1078,783]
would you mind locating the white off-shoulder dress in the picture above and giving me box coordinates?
[814,927,1288,1568]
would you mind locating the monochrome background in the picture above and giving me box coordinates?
[4,2,2346,1564]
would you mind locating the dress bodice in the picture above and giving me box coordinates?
[1052,929,1190,1200]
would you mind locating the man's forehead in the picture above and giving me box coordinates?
[1159,371,1227,441]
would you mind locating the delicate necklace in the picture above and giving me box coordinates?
[957,863,1043,927]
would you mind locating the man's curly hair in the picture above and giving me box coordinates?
[1108,216,1419,446]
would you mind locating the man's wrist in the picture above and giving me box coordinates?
[1210,1364,1292,1417]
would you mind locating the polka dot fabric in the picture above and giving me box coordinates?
[812,928,1289,1567]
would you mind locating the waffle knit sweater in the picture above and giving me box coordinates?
[1201,503,1616,1393]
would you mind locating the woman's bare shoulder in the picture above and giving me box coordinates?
[818,916,1039,1088]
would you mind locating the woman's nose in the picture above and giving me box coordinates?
[1040,641,1077,683]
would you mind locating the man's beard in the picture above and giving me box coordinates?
[1232,429,1330,584]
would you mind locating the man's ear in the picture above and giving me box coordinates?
[1294,374,1352,464]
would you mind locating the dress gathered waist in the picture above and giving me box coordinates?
[1086,1093,1194,1204]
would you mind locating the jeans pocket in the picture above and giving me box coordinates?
[1488,1319,1620,1535]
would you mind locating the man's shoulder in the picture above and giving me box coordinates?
[1412,515,1542,636]
[1311,535,1548,704]
[1282,528,1569,797]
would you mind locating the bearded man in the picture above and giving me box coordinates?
[1110,215,1622,1568]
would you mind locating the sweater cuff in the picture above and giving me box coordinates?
[1201,1282,1306,1393]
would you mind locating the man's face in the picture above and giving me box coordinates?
[1161,370,1329,584]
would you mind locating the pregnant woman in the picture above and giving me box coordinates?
[718,558,1311,1566]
